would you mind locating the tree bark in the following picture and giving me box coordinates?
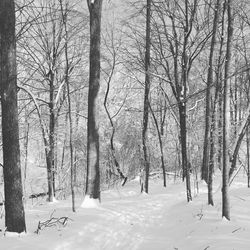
[0,0,26,233]
[222,0,234,220]
[202,0,221,182]
[47,73,56,202]
[142,0,151,193]
[85,0,103,200]
[179,103,192,201]
[179,0,195,202]
[208,100,216,206]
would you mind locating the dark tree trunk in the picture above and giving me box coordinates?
[142,0,151,193]
[202,0,221,182]
[178,0,193,203]
[0,0,26,233]
[234,78,238,136]
[179,104,192,202]
[216,1,226,170]
[208,100,216,206]
[45,146,54,202]
[158,84,167,136]
[85,0,103,200]
[46,75,56,202]
[217,87,223,169]
[222,0,234,220]
[247,128,250,188]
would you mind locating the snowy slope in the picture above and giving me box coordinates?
[1,173,250,250]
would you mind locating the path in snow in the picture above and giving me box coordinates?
[1,175,250,250]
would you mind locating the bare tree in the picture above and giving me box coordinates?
[83,0,103,201]
[222,0,234,221]
[18,0,85,201]
[202,0,221,184]
[151,0,207,201]
[102,27,127,186]
[59,0,76,212]
[141,0,151,193]
[201,0,222,206]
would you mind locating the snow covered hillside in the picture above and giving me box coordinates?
[1,173,250,250]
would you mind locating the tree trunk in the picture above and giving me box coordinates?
[247,127,250,188]
[60,0,76,212]
[208,100,216,206]
[216,1,226,170]
[0,0,26,233]
[142,0,151,193]
[202,0,221,182]
[47,76,56,202]
[222,0,234,220]
[46,145,54,202]
[179,104,192,202]
[149,103,166,187]
[84,0,103,200]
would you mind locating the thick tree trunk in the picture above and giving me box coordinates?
[84,0,103,200]
[0,0,26,233]
[142,0,151,193]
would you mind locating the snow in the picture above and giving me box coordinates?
[81,195,100,208]
[4,232,26,238]
[1,173,250,249]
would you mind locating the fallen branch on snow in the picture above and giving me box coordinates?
[232,227,241,233]
[35,216,72,234]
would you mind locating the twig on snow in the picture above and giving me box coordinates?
[35,216,72,234]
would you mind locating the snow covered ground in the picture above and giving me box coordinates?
[1,173,250,250]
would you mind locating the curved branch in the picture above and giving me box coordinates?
[103,49,127,185]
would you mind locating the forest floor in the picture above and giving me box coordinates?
[1,172,250,250]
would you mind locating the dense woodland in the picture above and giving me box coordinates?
[0,0,250,233]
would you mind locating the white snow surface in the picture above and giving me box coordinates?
[81,195,100,208]
[1,173,250,250]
